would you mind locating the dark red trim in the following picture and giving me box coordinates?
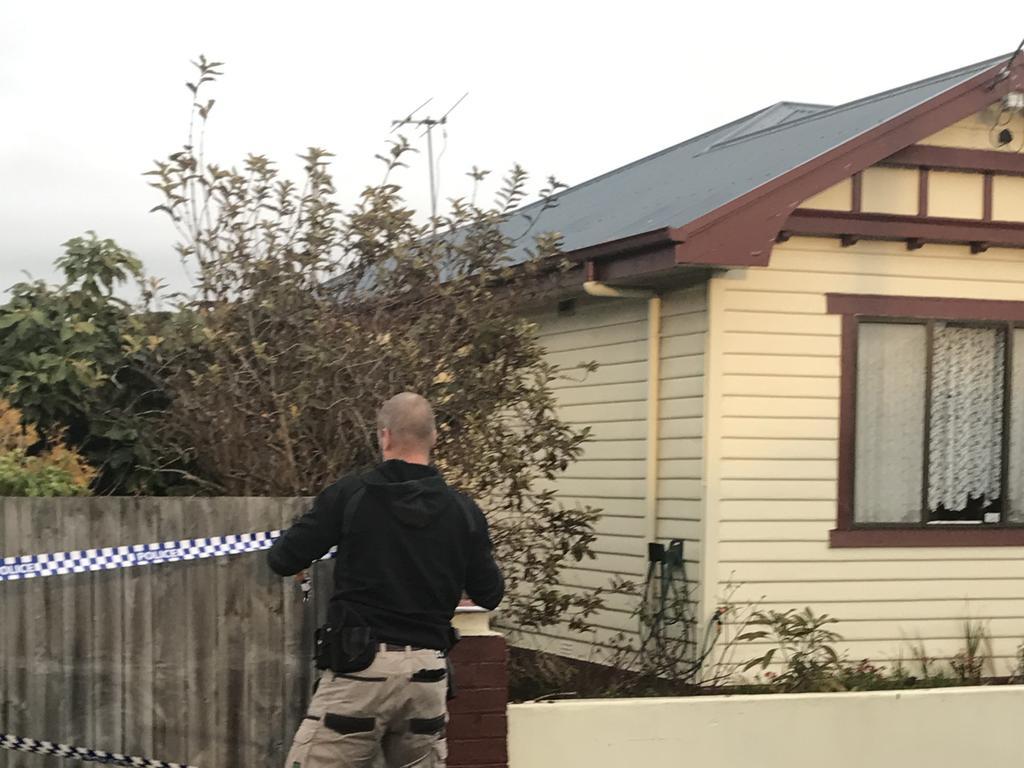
[566,228,756,275]
[918,168,929,217]
[787,208,1024,249]
[921,320,935,521]
[569,228,676,262]
[836,313,858,532]
[590,244,680,281]
[831,527,1024,548]
[983,172,994,221]
[883,144,1024,176]
[829,293,1024,547]
[553,60,1024,284]
[1002,326,1015,516]
[827,292,1024,323]
[851,172,863,213]
[671,58,1023,266]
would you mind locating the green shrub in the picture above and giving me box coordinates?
[0,401,95,496]
[739,608,845,692]
[0,233,168,494]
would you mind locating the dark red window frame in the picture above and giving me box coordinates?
[828,293,1024,547]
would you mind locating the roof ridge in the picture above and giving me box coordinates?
[511,102,796,214]
[500,51,1017,265]
[775,100,833,109]
[702,54,1010,153]
[704,101,831,150]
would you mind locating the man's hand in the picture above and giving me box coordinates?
[295,570,312,603]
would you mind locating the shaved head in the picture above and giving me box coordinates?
[377,392,437,458]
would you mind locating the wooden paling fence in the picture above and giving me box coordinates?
[0,496,337,768]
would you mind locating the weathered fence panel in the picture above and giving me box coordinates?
[0,496,314,768]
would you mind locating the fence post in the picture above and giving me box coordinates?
[448,603,508,768]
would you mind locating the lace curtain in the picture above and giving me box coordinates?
[927,325,1004,517]
[1009,329,1024,523]
[855,323,926,523]
[855,322,1024,525]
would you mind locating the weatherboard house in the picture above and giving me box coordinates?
[517,53,1024,670]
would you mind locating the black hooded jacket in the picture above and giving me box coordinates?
[267,459,504,650]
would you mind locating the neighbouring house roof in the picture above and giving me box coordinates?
[506,54,1013,268]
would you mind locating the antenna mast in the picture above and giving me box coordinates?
[391,92,468,220]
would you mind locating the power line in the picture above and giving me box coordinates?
[990,36,1024,89]
[1009,35,1024,70]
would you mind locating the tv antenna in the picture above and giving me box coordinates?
[391,92,469,220]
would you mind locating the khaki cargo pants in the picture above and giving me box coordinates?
[286,646,448,768]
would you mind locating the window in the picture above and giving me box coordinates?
[829,294,1024,547]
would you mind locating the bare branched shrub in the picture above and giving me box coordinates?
[146,56,601,631]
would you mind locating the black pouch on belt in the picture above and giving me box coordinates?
[445,625,461,700]
[315,613,378,674]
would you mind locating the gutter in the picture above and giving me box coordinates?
[582,281,661,546]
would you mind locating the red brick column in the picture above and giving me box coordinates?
[447,609,508,768]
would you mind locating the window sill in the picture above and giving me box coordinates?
[830,527,1024,548]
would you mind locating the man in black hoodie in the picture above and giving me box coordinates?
[269,392,504,768]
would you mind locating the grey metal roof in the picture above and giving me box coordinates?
[505,55,1008,263]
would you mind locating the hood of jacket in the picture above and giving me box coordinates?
[361,459,450,528]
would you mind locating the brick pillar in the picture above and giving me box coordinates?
[447,606,508,768]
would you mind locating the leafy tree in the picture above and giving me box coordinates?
[0,400,95,496]
[145,56,601,631]
[0,233,168,493]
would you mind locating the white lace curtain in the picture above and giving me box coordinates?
[927,325,1005,516]
[854,323,1024,524]
[1010,330,1024,523]
[855,323,926,524]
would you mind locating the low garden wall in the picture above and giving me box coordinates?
[508,685,1023,767]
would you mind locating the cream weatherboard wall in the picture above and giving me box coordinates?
[703,239,1024,669]
[520,105,1024,668]
[520,286,707,658]
[702,118,1024,670]
[804,104,1024,221]
[919,109,1024,151]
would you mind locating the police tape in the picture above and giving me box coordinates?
[0,530,287,582]
[0,733,197,767]
[0,531,338,765]
[0,534,337,765]
[0,528,341,582]
[0,531,344,582]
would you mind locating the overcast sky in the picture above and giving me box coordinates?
[0,1,1016,293]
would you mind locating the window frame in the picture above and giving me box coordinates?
[828,293,1024,547]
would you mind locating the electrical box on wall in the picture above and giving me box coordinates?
[647,539,684,565]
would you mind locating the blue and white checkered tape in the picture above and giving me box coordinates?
[0,530,338,582]
[0,732,197,767]
[1,527,340,765]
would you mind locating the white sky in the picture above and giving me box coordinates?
[0,0,1016,293]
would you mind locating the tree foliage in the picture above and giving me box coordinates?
[0,233,167,492]
[143,56,602,630]
[0,400,95,496]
